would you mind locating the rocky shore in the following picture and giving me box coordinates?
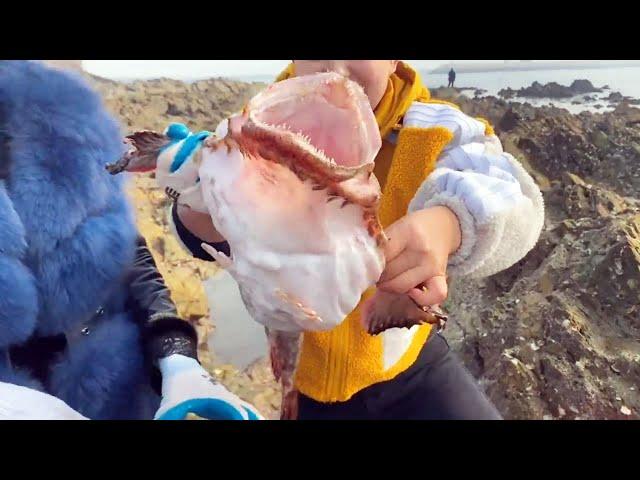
[497,80,640,108]
[89,74,639,420]
[432,87,640,419]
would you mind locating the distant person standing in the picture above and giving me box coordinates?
[448,68,456,88]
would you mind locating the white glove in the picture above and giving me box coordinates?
[155,123,211,214]
[154,354,264,420]
[0,382,88,420]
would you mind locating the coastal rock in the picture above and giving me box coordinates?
[569,79,601,94]
[589,129,610,150]
[498,87,517,99]
[431,88,640,420]
[606,91,625,103]
[614,102,640,124]
[497,107,522,132]
[89,76,265,132]
[499,80,603,100]
[445,184,640,419]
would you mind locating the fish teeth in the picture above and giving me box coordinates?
[259,123,340,166]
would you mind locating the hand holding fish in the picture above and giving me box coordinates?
[377,206,462,308]
[360,206,457,336]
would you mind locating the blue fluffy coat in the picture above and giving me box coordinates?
[0,61,159,419]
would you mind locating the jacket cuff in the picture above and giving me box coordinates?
[421,192,477,268]
[143,317,199,395]
[170,201,230,262]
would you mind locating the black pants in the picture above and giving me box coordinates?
[298,331,502,420]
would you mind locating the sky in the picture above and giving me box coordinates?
[81,60,623,81]
[81,60,517,80]
[83,60,292,79]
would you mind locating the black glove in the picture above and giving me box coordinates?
[125,235,199,393]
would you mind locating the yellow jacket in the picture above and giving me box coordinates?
[275,62,503,403]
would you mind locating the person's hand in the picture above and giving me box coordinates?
[377,206,461,308]
[154,354,264,420]
[155,123,212,214]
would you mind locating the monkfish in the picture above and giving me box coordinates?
[107,72,446,419]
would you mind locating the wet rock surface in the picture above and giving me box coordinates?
[431,88,640,419]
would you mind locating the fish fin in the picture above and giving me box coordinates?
[274,289,324,328]
[361,289,445,336]
[200,243,234,269]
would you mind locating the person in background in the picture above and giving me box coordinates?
[448,67,456,88]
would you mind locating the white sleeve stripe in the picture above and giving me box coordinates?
[440,148,518,179]
[405,112,483,135]
[403,103,486,136]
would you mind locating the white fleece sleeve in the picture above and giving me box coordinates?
[404,103,545,278]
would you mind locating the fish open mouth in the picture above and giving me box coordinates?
[241,72,381,172]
